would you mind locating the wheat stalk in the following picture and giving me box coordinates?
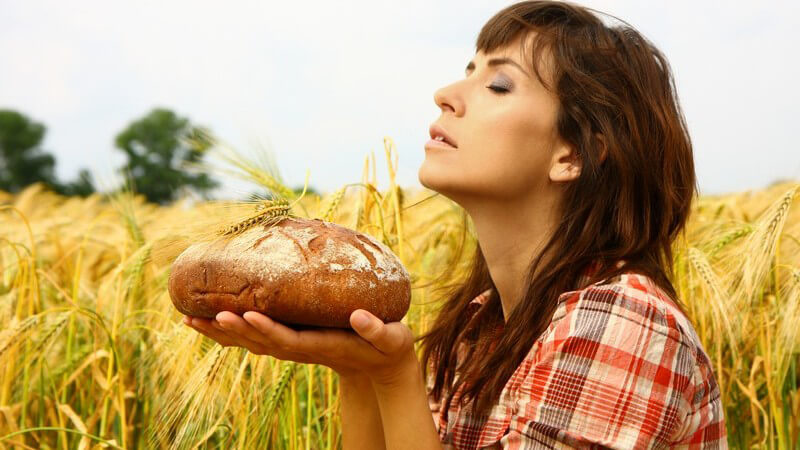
[30,312,70,355]
[708,223,753,257]
[219,171,310,237]
[0,315,40,360]
[733,184,798,302]
[687,246,741,401]
[321,187,346,223]
[218,197,293,236]
[151,345,240,449]
[259,361,299,443]
[761,185,798,247]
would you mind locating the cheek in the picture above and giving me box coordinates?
[474,117,552,194]
[481,151,546,197]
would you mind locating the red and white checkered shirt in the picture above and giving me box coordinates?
[427,260,727,449]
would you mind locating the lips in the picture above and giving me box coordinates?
[429,124,457,148]
[425,137,457,150]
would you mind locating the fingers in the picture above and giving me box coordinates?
[186,315,270,355]
[242,311,309,352]
[214,311,277,352]
[195,310,413,377]
[184,317,240,347]
[350,310,411,355]
[214,312,320,362]
[242,311,360,359]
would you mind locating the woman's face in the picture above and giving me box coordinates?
[418,33,567,204]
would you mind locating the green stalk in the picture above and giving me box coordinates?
[305,364,312,450]
[19,261,36,440]
[99,275,123,440]
[310,366,322,444]
[769,245,787,449]
[290,373,297,450]
[788,356,797,446]
[61,315,75,405]
[238,363,254,450]
[325,367,332,450]
[38,360,45,428]
[0,427,124,449]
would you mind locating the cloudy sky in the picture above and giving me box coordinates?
[1,0,798,198]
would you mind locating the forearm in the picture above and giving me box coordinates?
[373,358,442,450]
[339,373,386,450]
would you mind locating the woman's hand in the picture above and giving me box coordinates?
[183,309,418,387]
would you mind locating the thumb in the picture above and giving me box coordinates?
[350,309,406,354]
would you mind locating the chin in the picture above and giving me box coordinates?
[418,168,461,200]
[418,164,444,192]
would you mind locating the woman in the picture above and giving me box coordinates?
[184,1,726,448]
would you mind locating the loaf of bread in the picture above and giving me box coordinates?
[167,217,411,329]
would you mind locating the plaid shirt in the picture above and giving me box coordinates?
[427,260,727,449]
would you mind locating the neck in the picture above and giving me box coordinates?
[464,192,561,322]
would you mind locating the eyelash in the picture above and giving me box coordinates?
[466,70,511,93]
[488,85,510,94]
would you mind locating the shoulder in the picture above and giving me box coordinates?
[551,272,702,363]
[514,271,724,444]
[547,272,709,390]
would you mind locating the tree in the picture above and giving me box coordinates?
[58,168,96,197]
[0,109,59,193]
[292,184,320,197]
[114,108,219,205]
[0,109,97,197]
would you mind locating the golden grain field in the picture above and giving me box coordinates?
[1,138,798,449]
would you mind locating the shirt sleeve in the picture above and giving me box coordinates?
[504,285,699,449]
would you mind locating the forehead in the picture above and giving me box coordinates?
[475,32,554,88]
[477,31,534,61]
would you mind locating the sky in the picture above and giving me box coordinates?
[1,0,798,199]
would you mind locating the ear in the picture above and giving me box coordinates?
[548,133,607,183]
[548,140,581,183]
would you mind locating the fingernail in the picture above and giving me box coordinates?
[352,311,370,328]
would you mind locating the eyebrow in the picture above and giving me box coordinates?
[465,57,530,78]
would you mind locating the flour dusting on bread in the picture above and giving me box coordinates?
[168,216,411,327]
[216,217,408,282]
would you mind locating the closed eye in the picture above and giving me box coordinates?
[488,85,510,94]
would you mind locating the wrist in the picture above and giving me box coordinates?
[371,352,422,394]
[339,372,373,389]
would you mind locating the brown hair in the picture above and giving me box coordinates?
[418,0,698,421]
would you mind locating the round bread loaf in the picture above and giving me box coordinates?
[167,217,411,329]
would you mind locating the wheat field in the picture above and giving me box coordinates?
[1,138,799,449]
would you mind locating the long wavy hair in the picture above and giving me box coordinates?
[418,0,698,421]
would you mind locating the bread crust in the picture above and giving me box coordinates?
[168,217,411,329]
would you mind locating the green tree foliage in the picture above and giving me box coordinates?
[0,109,59,193]
[115,108,219,204]
[292,184,319,197]
[59,168,96,197]
[0,109,96,197]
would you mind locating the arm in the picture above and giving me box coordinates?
[339,373,386,450]
[372,355,443,450]
[185,308,438,448]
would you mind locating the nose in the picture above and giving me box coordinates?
[434,83,461,115]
